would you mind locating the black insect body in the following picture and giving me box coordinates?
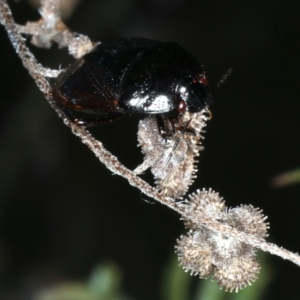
[53,37,211,134]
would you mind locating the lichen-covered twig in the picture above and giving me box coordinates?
[1,0,300,291]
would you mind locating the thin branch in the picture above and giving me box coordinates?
[198,216,300,267]
[0,0,60,79]
[1,0,300,273]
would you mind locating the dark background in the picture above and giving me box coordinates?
[0,0,300,299]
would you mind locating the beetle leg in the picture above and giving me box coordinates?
[155,114,196,138]
[60,107,122,127]
[73,113,123,126]
[168,114,196,136]
[155,114,174,138]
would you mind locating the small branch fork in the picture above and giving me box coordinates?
[1,0,300,269]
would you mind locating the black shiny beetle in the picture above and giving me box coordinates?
[53,37,211,135]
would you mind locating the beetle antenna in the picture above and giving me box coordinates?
[215,68,233,90]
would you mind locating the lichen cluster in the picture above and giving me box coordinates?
[135,109,209,199]
[176,189,269,292]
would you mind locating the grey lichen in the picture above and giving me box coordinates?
[135,109,210,199]
[176,189,269,292]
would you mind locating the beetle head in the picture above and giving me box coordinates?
[176,75,212,113]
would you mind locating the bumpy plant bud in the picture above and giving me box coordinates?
[227,205,269,239]
[176,232,213,278]
[176,189,269,292]
[214,256,261,292]
[180,188,226,229]
[135,109,209,199]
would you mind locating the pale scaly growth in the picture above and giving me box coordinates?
[181,188,226,229]
[135,109,210,199]
[68,34,98,59]
[14,0,95,59]
[176,189,269,292]
[16,0,72,49]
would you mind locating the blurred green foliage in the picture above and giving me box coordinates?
[162,252,271,300]
[36,253,271,300]
[36,262,129,300]
[271,168,300,188]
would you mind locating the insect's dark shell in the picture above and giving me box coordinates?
[55,37,211,116]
